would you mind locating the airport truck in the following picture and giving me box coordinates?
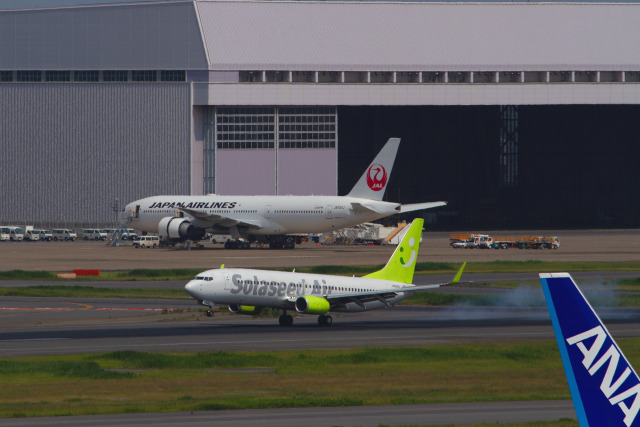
[450,233,559,249]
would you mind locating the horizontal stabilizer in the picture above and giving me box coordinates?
[351,202,386,215]
[400,201,447,213]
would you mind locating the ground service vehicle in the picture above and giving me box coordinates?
[133,235,160,248]
[39,230,53,241]
[450,233,559,249]
[8,226,24,241]
[24,229,40,241]
[81,229,107,240]
[52,229,77,241]
[0,227,9,241]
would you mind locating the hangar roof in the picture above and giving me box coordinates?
[0,0,639,72]
[196,1,640,72]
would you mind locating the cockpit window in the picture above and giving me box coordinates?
[205,277,213,281]
[194,276,205,280]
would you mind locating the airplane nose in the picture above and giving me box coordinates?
[184,281,199,298]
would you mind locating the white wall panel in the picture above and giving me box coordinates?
[216,150,276,195]
[277,149,337,196]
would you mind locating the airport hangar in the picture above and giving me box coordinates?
[1,0,640,230]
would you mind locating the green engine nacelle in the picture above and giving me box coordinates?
[228,304,262,315]
[295,296,330,315]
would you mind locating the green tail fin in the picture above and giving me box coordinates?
[363,218,424,284]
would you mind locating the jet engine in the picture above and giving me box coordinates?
[158,217,206,241]
[295,296,330,315]
[228,304,262,315]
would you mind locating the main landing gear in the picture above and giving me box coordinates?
[224,239,250,249]
[279,311,294,326]
[277,311,333,327]
[268,236,295,250]
[318,314,332,326]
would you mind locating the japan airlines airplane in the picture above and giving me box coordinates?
[184,218,466,326]
[120,138,446,249]
[541,273,640,426]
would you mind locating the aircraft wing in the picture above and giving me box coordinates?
[325,262,466,308]
[399,201,447,213]
[177,207,264,230]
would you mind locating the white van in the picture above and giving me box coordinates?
[0,227,10,241]
[8,226,24,241]
[52,229,77,241]
[133,235,160,248]
[81,229,107,240]
[24,229,41,241]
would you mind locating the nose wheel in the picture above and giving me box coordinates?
[318,315,332,326]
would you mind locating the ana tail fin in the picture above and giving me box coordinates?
[540,273,640,427]
[363,218,423,284]
[347,138,400,201]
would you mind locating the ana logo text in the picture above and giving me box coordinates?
[567,325,640,426]
[366,164,387,192]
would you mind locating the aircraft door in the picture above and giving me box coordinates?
[265,205,272,219]
[133,205,140,219]
[325,205,333,219]
[224,273,232,290]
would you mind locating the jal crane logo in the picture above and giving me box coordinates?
[366,164,388,191]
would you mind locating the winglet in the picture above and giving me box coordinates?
[363,218,423,284]
[450,262,466,284]
[540,272,640,427]
[347,138,400,201]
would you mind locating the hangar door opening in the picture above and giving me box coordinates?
[203,107,337,196]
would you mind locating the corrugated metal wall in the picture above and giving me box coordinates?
[0,83,191,225]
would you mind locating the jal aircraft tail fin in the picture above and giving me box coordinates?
[347,138,400,201]
[540,273,640,427]
[363,218,423,284]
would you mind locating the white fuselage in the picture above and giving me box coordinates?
[123,195,401,236]
[185,268,415,313]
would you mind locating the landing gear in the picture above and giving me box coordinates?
[268,236,295,250]
[224,239,250,249]
[278,311,294,326]
[206,309,214,317]
[318,314,332,326]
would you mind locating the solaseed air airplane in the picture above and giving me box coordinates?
[541,273,640,427]
[184,218,466,326]
[120,138,446,249]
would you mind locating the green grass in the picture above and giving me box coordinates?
[2,261,640,282]
[0,270,59,280]
[0,340,590,417]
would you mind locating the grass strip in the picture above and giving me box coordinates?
[0,340,585,417]
[3,261,640,282]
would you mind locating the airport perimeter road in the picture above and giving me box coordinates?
[2,228,640,271]
[0,401,576,427]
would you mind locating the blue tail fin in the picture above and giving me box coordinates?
[540,273,640,427]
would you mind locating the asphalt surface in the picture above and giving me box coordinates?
[3,227,640,272]
[0,401,576,427]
